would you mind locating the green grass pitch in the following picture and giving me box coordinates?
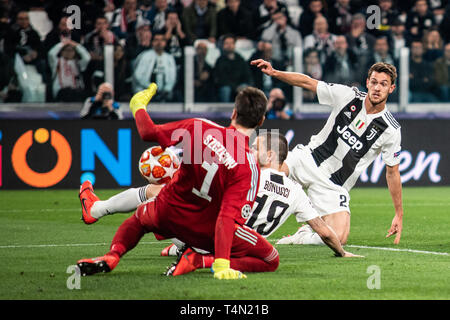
[0,187,448,300]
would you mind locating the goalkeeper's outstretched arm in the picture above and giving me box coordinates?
[129,83,158,117]
[129,83,160,142]
[129,83,198,149]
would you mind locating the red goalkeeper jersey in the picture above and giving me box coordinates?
[134,110,260,260]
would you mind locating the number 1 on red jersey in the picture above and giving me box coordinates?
[192,161,219,202]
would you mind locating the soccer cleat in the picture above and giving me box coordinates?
[77,253,120,276]
[164,247,199,276]
[79,180,99,224]
[276,224,311,244]
[160,243,179,256]
[129,83,158,117]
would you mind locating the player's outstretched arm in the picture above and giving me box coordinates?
[129,83,161,143]
[386,164,403,244]
[250,59,319,93]
[130,84,193,147]
[212,215,247,280]
[307,217,363,258]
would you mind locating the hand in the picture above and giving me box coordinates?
[103,99,113,110]
[386,214,403,244]
[250,59,275,77]
[129,83,158,117]
[176,20,183,33]
[199,70,209,81]
[23,50,38,62]
[127,10,137,22]
[342,251,364,258]
[176,21,186,38]
[212,258,247,280]
[101,30,114,44]
[104,2,115,12]
[165,20,175,32]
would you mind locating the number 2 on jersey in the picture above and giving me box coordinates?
[192,161,218,202]
[339,194,348,208]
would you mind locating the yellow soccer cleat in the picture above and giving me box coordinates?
[129,83,158,117]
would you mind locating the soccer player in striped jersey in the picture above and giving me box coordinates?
[251,59,404,246]
[77,84,279,280]
[162,131,362,275]
[246,131,358,255]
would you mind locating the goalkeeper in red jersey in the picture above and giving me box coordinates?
[77,83,278,279]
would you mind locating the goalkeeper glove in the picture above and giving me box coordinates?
[129,83,158,117]
[212,258,247,280]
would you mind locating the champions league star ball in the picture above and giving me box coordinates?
[138,146,180,184]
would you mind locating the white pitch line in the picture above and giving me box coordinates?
[271,240,449,256]
[346,245,449,256]
[0,241,448,257]
[0,241,167,249]
[0,208,79,213]
[350,203,450,207]
[0,201,449,213]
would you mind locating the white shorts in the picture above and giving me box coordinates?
[285,144,351,217]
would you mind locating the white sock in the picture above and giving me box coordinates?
[171,238,185,250]
[170,238,210,254]
[91,186,148,219]
[299,232,325,245]
[293,224,325,245]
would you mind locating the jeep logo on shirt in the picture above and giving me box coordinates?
[336,125,364,151]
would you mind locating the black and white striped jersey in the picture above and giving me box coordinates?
[306,81,402,191]
[245,168,319,237]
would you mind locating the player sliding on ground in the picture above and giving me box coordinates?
[78,83,276,280]
[78,132,361,275]
[251,59,404,246]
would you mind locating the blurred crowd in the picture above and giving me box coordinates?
[1,0,450,110]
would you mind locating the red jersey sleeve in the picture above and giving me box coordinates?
[214,153,260,260]
[134,109,194,148]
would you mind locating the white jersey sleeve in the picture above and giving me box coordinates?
[292,191,320,223]
[381,127,402,167]
[316,81,356,109]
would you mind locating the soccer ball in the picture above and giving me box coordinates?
[138,146,180,184]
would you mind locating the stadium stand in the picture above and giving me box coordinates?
[0,0,449,113]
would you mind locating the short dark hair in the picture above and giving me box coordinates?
[259,131,288,164]
[368,62,397,84]
[166,9,179,16]
[222,33,236,43]
[152,30,166,38]
[234,87,267,128]
[375,36,389,43]
[96,15,108,22]
[272,8,286,17]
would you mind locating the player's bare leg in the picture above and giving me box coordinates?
[322,211,350,244]
[77,212,148,276]
[277,211,350,245]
